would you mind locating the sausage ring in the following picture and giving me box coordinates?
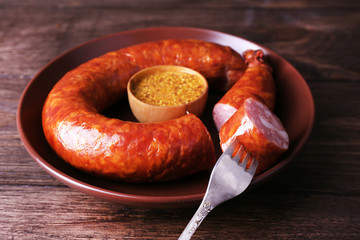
[42,39,247,183]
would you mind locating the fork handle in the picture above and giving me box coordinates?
[178,200,214,240]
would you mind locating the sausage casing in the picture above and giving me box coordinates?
[42,39,246,182]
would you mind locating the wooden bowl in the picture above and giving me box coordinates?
[127,65,209,123]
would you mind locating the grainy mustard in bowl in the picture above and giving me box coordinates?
[127,65,208,123]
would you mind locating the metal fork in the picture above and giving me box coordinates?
[178,139,258,240]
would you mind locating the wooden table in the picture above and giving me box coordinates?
[1,0,359,239]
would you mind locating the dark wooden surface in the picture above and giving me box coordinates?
[1,0,360,239]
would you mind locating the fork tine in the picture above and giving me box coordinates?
[240,152,251,168]
[226,139,237,155]
[232,144,244,163]
[247,158,258,175]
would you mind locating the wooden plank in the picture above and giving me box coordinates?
[0,0,359,79]
[1,0,360,9]
[1,0,360,239]
[1,184,359,239]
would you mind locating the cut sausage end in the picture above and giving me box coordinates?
[219,98,289,174]
[213,103,237,131]
[245,98,289,149]
[221,98,289,152]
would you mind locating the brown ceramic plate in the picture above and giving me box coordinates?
[17,27,314,208]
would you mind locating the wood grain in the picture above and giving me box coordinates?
[1,0,359,239]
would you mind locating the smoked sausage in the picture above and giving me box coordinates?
[42,39,246,183]
[219,98,289,175]
[213,50,276,130]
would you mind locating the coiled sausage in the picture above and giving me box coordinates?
[42,39,246,182]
